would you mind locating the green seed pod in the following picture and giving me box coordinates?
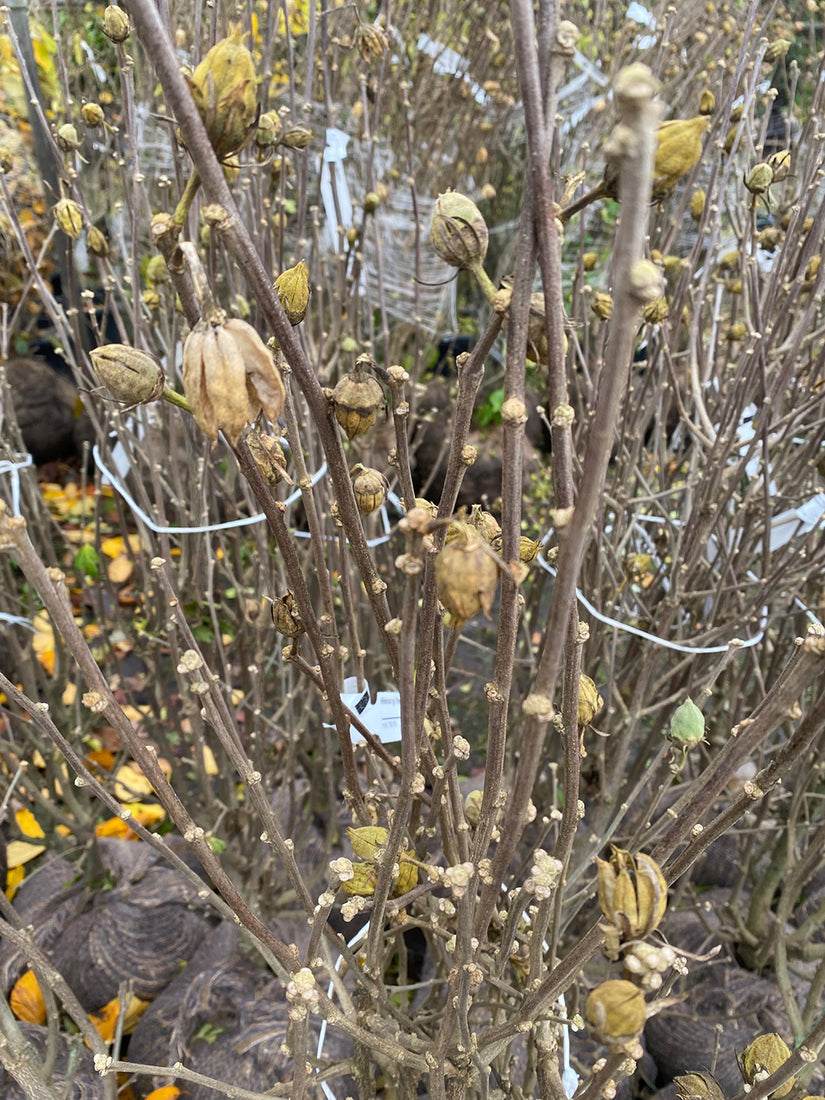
[669,697,705,747]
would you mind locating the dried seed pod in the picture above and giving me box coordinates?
[745,162,774,196]
[281,126,312,149]
[757,226,782,251]
[340,862,378,896]
[255,109,282,147]
[764,38,791,63]
[355,23,389,62]
[91,345,166,405]
[740,1034,794,1097]
[596,846,667,947]
[464,789,483,826]
[56,123,80,151]
[518,536,543,563]
[86,226,109,258]
[675,1072,726,1100]
[54,198,84,239]
[699,89,715,115]
[350,464,387,516]
[469,505,501,544]
[182,315,285,445]
[270,591,304,637]
[81,102,105,128]
[247,430,289,484]
[102,5,130,42]
[767,149,790,182]
[583,251,598,271]
[690,188,706,221]
[577,674,603,727]
[727,323,747,341]
[586,979,647,1050]
[187,25,258,160]
[332,357,384,440]
[591,291,613,319]
[430,190,489,270]
[643,297,669,324]
[435,524,498,624]
[346,826,417,896]
[273,260,310,325]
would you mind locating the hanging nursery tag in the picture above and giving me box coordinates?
[337,677,402,744]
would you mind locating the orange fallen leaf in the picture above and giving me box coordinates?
[101,534,142,558]
[89,995,150,1042]
[10,969,46,1024]
[86,748,116,771]
[145,1088,181,1100]
[107,555,134,584]
[15,807,45,839]
[31,611,55,676]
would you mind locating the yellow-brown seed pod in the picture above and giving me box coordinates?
[90,345,166,405]
[757,226,782,252]
[582,251,598,271]
[591,291,613,320]
[332,356,384,440]
[699,89,715,115]
[739,1034,794,1097]
[469,505,501,544]
[56,123,81,151]
[519,536,543,563]
[187,25,258,160]
[805,256,821,286]
[255,109,282,147]
[54,198,84,240]
[270,591,304,637]
[764,38,791,63]
[464,789,483,827]
[281,125,312,149]
[690,189,706,221]
[340,862,378,896]
[351,464,386,516]
[642,297,669,324]
[81,102,105,128]
[744,162,774,196]
[102,5,130,42]
[596,846,667,944]
[767,149,790,182]
[577,674,603,728]
[726,322,747,341]
[346,826,418,896]
[586,980,647,1051]
[650,116,712,197]
[86,226,109,258]
[675,1073,726,1100]
[354,22,389,63]
[435,524,498,624]
[274,260,310,325]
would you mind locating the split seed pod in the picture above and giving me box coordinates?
[246,429,289,484]
[54,198,84,239]
[270,591,304,638]
[187,25,258,160]
[596,846,667,951]
[586,980,647,1051]
[332,356,384,440]
[675,1073,726,1100]
[435,524,499,624]
[182,315,285,445]
[430,190,489,270]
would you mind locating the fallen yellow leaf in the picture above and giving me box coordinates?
[202,745,219,776]
[10,970,46,1024]
[6,840,46,868]
[101,534,142,558]
[112,759,171,801]
[61,682,78,707]
[15,807,45,839]
[6,865,25,899]
[145,1087,182,1100]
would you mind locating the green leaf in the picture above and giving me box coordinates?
[74,544,100,579]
